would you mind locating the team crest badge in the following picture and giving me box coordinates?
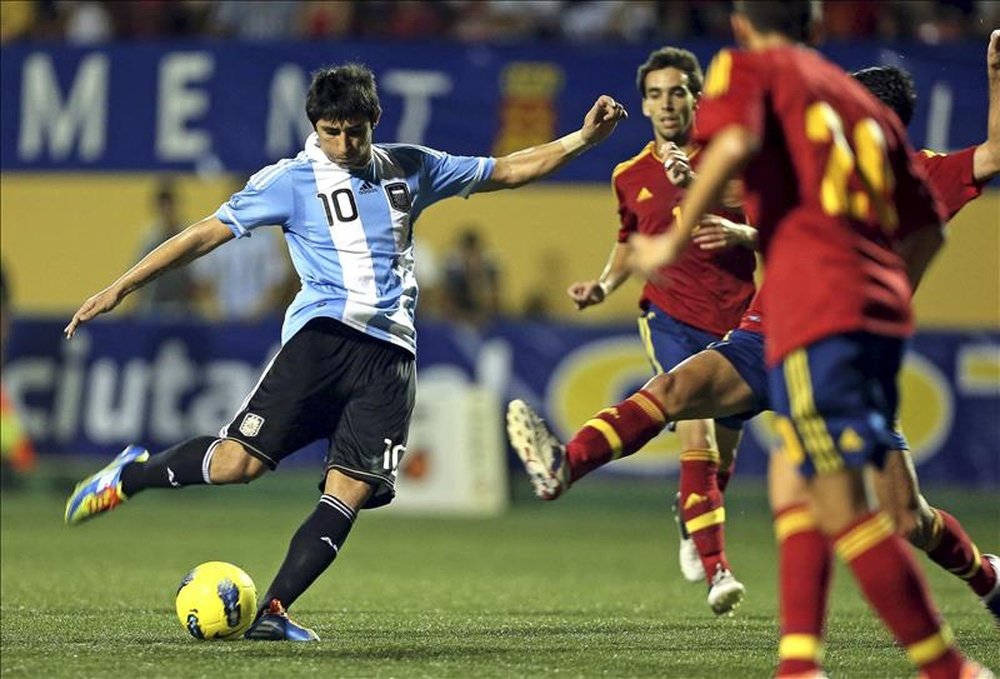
[385,182,411,211]
[239,413,265,437]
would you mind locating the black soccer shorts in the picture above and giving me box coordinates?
[221,317,415,509]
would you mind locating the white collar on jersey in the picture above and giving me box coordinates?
[304,132,377,178]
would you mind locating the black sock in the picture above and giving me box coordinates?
[119,436,221,496]
[259,494,357,615]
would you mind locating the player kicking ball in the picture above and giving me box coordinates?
[63,63,627,641]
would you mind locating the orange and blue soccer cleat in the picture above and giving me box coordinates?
[244,599,319,641]
[506,399,570,501]
[64,445,149,525]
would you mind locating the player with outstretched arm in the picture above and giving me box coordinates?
[62,63,627,641]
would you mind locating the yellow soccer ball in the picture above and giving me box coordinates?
[175,561,257,640]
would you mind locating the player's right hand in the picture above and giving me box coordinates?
[661,142,693,187]
[64,287,123,339]
[567,280,606,310]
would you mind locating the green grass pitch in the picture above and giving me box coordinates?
[2,468,997,678]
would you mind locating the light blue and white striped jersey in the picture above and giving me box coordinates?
[216,132,495,354]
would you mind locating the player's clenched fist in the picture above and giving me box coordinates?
[661,142,693,187]
[581,95,629,146]
[567,280,607,310]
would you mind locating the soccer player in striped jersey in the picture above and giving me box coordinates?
[624,3,993,676]
[558,46,757,615]
[62,63,627,641]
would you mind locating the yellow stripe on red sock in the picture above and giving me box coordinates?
[955,544,982,579]
[834,513,895,563]
[774,505,817,543]
[679,448,720,464]
[628,391,666,424]
[583,418,622,459]
[905,626,955,666]
[778,633,824,663]
[686,507,726,534]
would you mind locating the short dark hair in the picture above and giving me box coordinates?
[306,63,382,126]
[636,47,703,98]
[733,1,819,43]
[852,65,917,127]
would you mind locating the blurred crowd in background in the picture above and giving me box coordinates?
[1,0,998,45]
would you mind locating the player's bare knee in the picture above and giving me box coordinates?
[648,372,682,416]
[208,440,268,483]
[904,499,938,549]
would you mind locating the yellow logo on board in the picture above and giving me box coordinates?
[637,187,654,202]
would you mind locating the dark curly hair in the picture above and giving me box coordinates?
[636,47,703,98]
[852,65,917,127]
[733,1,819,43]
[306,63,382,126]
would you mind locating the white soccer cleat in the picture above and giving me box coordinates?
[981,553,1000,628]
[506,399,570,501]
[707,565,745,616]
[672,492,705,583]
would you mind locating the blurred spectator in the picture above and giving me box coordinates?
[441,227,502,325]
[133,179,207,318]
[209,0,299,40]
[0,262,36,487]
[413,236,444,317]
[189,177,297,322]
[0,0,36,42]
[62,0,113,44]
[298,0,355,39]
[192,229,296,322]
[1,1,995,52]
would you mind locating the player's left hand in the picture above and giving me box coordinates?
[581,95,628,146]
[692,215,758,251]
[625,232,681,277]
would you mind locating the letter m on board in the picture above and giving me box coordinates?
[18,53,109,162]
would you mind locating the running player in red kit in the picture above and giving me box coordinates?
[626,2,991,677]
[507,28,1000,664]
[526,46,756,615]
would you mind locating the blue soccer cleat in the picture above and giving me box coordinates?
[64,444,149,525]
[244,599,319,642]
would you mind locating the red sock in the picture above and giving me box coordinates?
[716,459,735,494]
[680,449,727,580]
[564,389,667,482]
[924,508,997,597]
[834,512,963,678]
[773,503,831,677]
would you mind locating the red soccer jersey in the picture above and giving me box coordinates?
[614,141,756,336]
[736,147,981,337]
[695,46,943,365]
[737,288,764,334]
[914,147,985,221]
